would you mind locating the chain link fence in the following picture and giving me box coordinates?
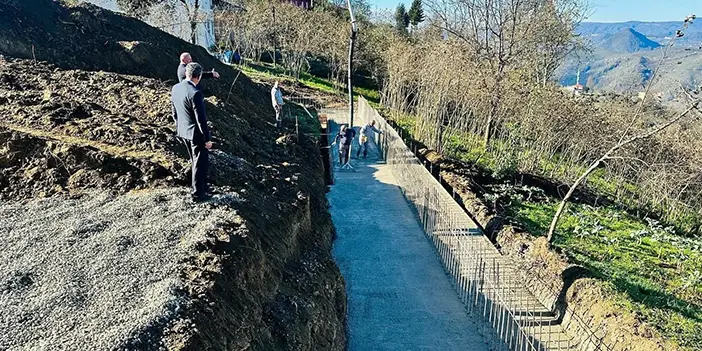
[353,96,616,351]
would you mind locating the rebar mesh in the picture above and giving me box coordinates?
[350,97,616,351]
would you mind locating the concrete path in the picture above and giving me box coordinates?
[326,114,489,351]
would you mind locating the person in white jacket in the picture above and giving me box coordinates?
[271,81,284,129]
[357,120,382,158]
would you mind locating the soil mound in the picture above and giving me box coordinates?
[0,0,273,129]
[0,1,345,350]
[0,58,280,200]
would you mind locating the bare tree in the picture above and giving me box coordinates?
[546,15,697,243]
[424,0,587,146]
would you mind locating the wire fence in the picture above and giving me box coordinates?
[352,96,617,351]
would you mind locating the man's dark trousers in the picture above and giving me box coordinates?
[189,141,209,198]
[357,140,370,158]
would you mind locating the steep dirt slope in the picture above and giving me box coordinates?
[0,1,346,350]
[0,0,270,118]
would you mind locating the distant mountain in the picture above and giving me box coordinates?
[556,21,702,97]
[600,28,661,53]
[556,48,702,99]
[578,21,702,47]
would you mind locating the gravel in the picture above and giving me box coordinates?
[0,188,241,351]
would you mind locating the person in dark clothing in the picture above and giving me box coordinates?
[233,50,241,65]
[171,62,213,202]
[177,52,220,83]
[332,125,356,165]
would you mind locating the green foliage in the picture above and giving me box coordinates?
[394,3,410,33]
[507,200,702,349]
[408,0,424,27]
[240,62,380,104]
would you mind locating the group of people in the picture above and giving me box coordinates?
[172,50,375,201]
[332,120,382,165]
[171,52,287,202]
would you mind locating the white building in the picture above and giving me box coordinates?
[86,0,216,50]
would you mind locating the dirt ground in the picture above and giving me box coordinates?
[0,0,346,350]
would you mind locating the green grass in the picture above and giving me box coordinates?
[291,105,321,139]
[237,64,322,137]
[240,62,381,104]
[507,199,702,349]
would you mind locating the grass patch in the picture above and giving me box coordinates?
[289,105,322,139]
[240,62,380,103]
[507,199,702,349]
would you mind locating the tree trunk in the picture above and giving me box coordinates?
[546,158,603,242]
[484,76,503,147]
[189,0,200,45]
[271,4,277,68]
[483,115,492,146]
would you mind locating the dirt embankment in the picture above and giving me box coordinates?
[0,1,346,350]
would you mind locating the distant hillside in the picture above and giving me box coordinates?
[578,21,702,47]
[557,21,702,97]
[601,28,661,53]
[557,48,702,98]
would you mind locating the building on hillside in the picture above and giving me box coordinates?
[562,83,586,96]
[215,0,310,11]
[637,91,664,101]
[86,0,216,50]
[561,68,589,96]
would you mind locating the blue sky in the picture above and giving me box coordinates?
[370,0,700,23]
[587,0,699,22]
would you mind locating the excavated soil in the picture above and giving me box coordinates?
[0,1,346,350]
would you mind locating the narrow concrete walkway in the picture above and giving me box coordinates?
[327,114,489,350]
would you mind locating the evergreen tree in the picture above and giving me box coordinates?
[394,3,410,33]
[408,0,424,28]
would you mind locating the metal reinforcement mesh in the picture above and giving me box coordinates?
[355,97,615,351]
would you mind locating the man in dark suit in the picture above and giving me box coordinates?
[177,52,220,83]
[172,62,213,202]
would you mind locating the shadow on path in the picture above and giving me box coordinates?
[326,118,489,351]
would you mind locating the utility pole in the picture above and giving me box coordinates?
[347,0,357,128]
[341,0,358,170]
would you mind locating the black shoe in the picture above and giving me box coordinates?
[191,194,213,203]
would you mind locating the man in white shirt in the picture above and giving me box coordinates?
[271,81,284,129]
